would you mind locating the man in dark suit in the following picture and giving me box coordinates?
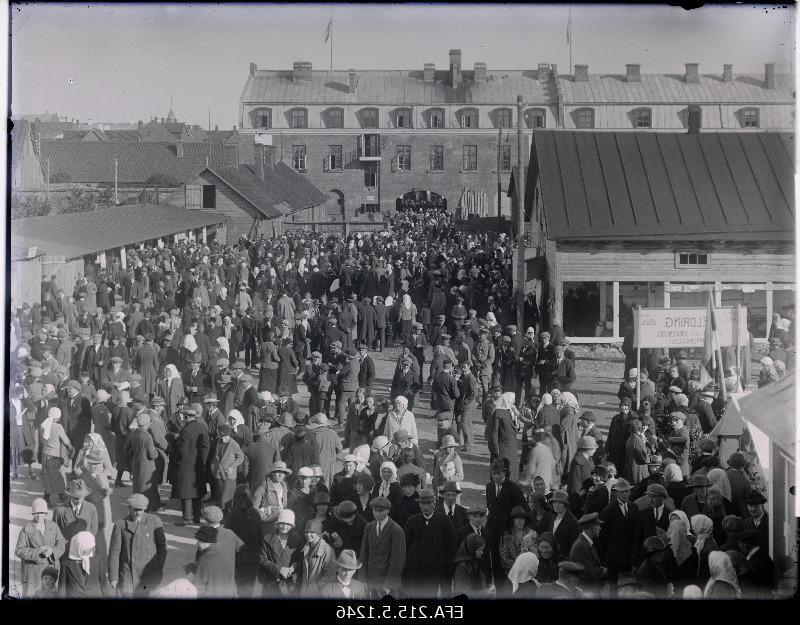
[436,482,469,532]
[569,513,607,595]
[293,311,312,366]
[549,344,576,392]
[357,342,376,392]
[319,549,368,599]
[402,489,452,598]
[596,478,639,593]
[485,459,528,588]
[359,497,406,598]
[183,352,211,403]
[743,490,770,555]
[633,484,671,566]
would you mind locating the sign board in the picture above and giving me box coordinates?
[366,195,376,202]
[27,247,38,259]
[635,306,747,348]
[253,131,273,146]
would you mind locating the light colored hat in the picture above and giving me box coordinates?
[277,509,296,526]
[371,435,390,451]
[343,454,359,463]
[333,549,362,570]
[95,389,111,403]
[628,368,639,379]
[438,435,459,450]
[578,435,599,450]
[31,498,48,514]
[298,467,314,478]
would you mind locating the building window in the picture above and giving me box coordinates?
[252,108,272,129]
[676,252,710,267]
[575,107,595,129]
[495,108,512,129]
[361,134,380,158]
[324,145,342,171]
[501,144,511,170]
[427,108,444,128]
[741,108,760,128]
[325,108,343,128]
[364,163,377,187]
[397,145,411,170]
[290,109,308,129]
[526,108,546,128]
[634,108,652,128]
[360,108,379,128]
[202,185,216,209]
[430,145,444,171]
[463,145,477,171]
[395,109,412,129]
[459,109,478,129]
[292,145,306,171]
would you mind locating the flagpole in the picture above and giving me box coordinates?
[567,5,573,73]
[497,124,502,220]
[330,21,333,70]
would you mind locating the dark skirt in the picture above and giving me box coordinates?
[258,368,278,394]
[276,366,298,396]
[42,456,65,498]
[399,319,412,341]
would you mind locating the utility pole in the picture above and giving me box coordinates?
[46,158,50,202]
[497,123,502,219]
[114,158,119,205]
[516,95,526,330]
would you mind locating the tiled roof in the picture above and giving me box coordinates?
[104,130,143,142]
[39,141,226,185]
[11,119,32,171]
[16,113,60,122]
[243,70,554,105]
[558,73,794,104]
[532,130,794,241]
[60,130,93,141]
[206,163,328,219]
[12,204,226,259]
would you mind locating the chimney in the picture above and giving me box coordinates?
[574,64,589,82]
[537,64,551,80]
[625,64,641,83]
[684,63,699,83]
[723,64,733,83]
[764,63,775,89]
[223,143,239,168]
[423,63,435,82]
[550,64,558,78]
[347,69,359,94]
[687,105,702,135]
[176,139,184,158]
[214,124,219,132]
[474,62,487,82]
[449,49,462,87]
[293,61,312,82]
[249,62,257,76]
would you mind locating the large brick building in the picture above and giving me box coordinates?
[238,51,792,216]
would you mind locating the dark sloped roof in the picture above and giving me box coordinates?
[39,141,225,184]
[12,204,226,259]
[104,130,143,142]
[532,130,795,241]
[11,119,32,171]
[559,73,794,104]
[204,163,328,219]
[243,69,554,105]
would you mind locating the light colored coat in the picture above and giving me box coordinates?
[209,438,244,480]
[310,426,343,488]
[298,538,337,595]
[523,443,557,491]
[14,521,66,597]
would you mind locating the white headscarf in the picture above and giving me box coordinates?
[384,296,394,308]
[707,468,733,502]
[704,551,741,598]
[68,531,95,575]
[227,409,245,429]
[486,312,498,327]
[664,463,684,484]
[507,552,540,594]
[165,364,180,380]
[560,392,580,412]
[402,294,412,310]
[183,333,198,353]
[378,461,398,497]
[41,407,61,441]
[353,444,371,472]
[669,510,692,535]
[216,336,230,355]
[691,514,714,553]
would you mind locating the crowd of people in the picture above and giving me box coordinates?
[9,200,794,599]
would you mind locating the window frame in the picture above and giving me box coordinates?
[633,107,652,129]
[575,107,595,129]
[394,108,412,129]
[462,145,478,171]
[360,107,379,129]
[364,162,378,187]
[526,108,546,129]
[324,108,344,129]
[675,251,711,268]
[430,145,444,171]
[202,184,216,209]
[427,108,445,129]
[500,144,511,171]
[741,107,760,128]
[459,108,479,129]
[251,108,272,129]
[396,145,411,171]
[494,108,513,129]
[292,145,307,171]
[324,145,343,171]
[289,108,308,129]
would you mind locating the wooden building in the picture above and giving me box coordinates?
[523,129,794,343]
[11,120,46,195]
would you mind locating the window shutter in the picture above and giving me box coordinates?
[185,185,201,210]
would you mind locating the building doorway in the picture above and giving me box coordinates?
[326,189,345,221]
[395,190,446,212]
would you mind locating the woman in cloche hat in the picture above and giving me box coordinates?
[432,434,464,497]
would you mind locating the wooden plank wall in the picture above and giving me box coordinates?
[10,257,42,308]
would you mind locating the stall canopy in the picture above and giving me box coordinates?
[720,376,795,458]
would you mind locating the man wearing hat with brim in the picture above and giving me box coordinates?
[328,499,368,554]
[680,473,712,518]
[184,351,211,403]
[473,327,496,405]
[319,549,368,599]
[108,493,168,597]
[569,512,607,593]
[14,497,66,597]
[245,420,281,494]
[402,488,452,597]
[743,490,769,554]
[632,483,671,566]
[53,479,99,546]
[597,477,639,593]
[635,536,671,598]
[736,528,775,591]
[173,403,211,526]
[359,496,406,598]
[194,524,237,598]
[62,378,92,456]
[436,482,468,531]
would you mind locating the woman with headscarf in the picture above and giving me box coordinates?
[703,551,741,598]
[666,517,695,591]
[374,461,401,506]
[558,392,580,483]
[222,315,239,360]
[158,364,185,422]
[126,411,159,511]
[352,444,372,478]
[452,534,491,597]
[533,532,560,584]
[63,530,103,597]
[509,551,540,598]
[223,485,264,598]
[344,388,368,452]
[73,433,114,550]
[705,487,734,547]
[690,514,718,586]
[398,294,417,343]
[216,336,230,361]
[485,312,498,330]
[39,407,73,504]
[664,463,690,509]
[227,409,253,452]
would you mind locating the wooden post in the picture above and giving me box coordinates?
[663,282,671,308]
[516,95,526,330]
[497,123,503,219]
[114,158,119,205]
[202,226,207,244]
[765,285,773,339]
[635,306,641,408]
[612,281,620,338]
[119,247,127,270]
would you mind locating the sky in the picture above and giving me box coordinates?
[9,3,796,129]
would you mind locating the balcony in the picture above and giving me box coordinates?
[359,134,381,161]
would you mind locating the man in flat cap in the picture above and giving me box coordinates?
[633,484,670,566]
[108,493,167,596]
[359,497,406,598]
[743,490,769,554]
